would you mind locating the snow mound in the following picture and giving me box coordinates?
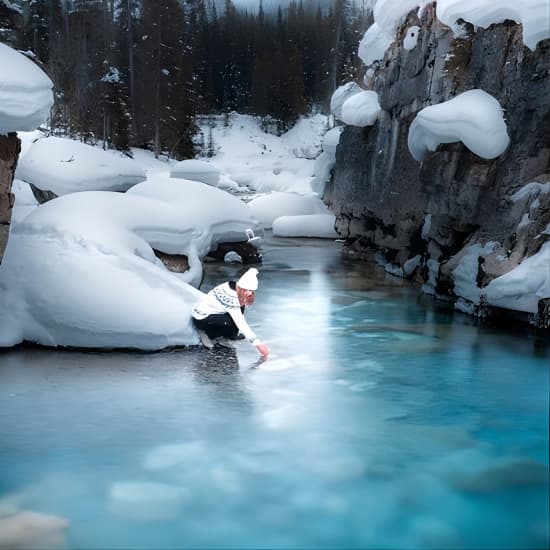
[16,136,146,195]
[170,159,220,186]
[0,191,207,349]
[248,192,329,229]
[272,214,338,239]
[408,89,510,161]
[127,175,260,248]
[341,91,381,127]
[483,242,550,313]
[330,82,363,121]
[0,43,53,133]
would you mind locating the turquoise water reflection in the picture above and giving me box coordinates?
[0,236,548,549]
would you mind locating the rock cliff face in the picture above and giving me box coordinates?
[326,4,550,324]
[0,133,20,265]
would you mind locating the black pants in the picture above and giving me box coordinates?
[193,307,245,340]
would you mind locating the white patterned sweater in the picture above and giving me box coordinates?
[192,282,259,344]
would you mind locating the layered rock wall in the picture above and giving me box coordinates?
[327,4,550,321]
[0,133,20,264]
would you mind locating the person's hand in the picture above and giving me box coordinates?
[256,342,270,358]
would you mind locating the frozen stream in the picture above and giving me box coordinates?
[0,235,548,549]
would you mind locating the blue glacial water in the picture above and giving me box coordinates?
[0,236,548,549]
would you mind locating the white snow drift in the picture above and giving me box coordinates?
[408,89,510,161]
[16,136,146,195]
[0,43,53,134]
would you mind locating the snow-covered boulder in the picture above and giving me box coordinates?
[0,191,205,349]
[248,192,330,229]
[127,175,261,249]
[408,89,510,162]
[341,91,381,127]
[0,43,54,264]
[0,43,53,134]
[272,214,338,239]
[16,136,146,196]
[330,82,362,121]
[170,159,220,187]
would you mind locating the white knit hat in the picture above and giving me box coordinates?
[237,268,259,291]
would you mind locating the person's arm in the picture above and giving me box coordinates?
[228,308,269,357]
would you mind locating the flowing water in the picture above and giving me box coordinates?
[0,236,548,549]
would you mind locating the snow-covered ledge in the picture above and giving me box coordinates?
[0,43,53,264]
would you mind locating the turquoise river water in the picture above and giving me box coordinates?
[0,236,548,549]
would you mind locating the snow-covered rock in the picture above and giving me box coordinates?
[16,136,146,195]
[248,192,329,229]
[330,82,363,121]
[272,214,337,239]
[341,91,381,127]
[0,191,209,349]
[170,159,220,187]
[0,43,53,134]
[408,89,510,161]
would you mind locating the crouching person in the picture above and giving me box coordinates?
[192,268,270,358]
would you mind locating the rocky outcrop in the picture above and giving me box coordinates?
[326,4,550,323]
[0,133,20,265]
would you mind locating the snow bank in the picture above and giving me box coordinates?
[281,114,327,159]
[436,0,550,51]
[0,43,53,133]
[272,214,337,239]
[170,159,220,186]
[408,89,510,161]
[16,136,146,195]
[340,91,381,127]
[0,191,209,349]
[196,113,321,195]
[248,192,329,229]
[483,243,550,313]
